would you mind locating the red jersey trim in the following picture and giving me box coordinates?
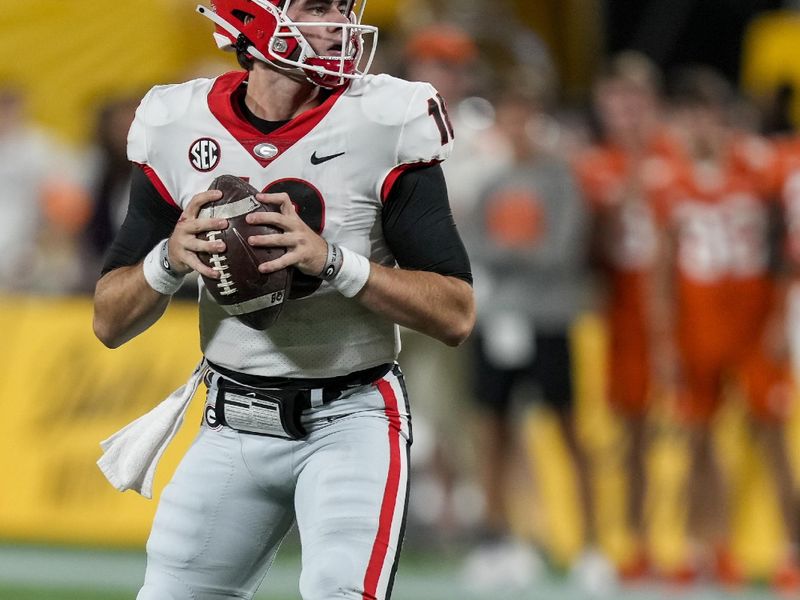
[362,378,404,600]
[134,162,179,209]
[380,160,440,204]
[207,70,348,168]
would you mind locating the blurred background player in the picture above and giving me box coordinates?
[766,126,800,591]
[395,23,510,544]
[0,82,89,294]
[575,51,682,580]
[777,131,800,383]
[658,66,799,590]
[79,96,140,291]
[401,23,512,225]
[461,79,608,592]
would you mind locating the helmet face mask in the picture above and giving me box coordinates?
[197,0,378,88]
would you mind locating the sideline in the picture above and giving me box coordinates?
[0,545,781,600]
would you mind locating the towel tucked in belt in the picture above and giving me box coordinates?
[96,361,205,499]
[96,361,392,498]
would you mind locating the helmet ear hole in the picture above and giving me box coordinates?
[231,9,255,24]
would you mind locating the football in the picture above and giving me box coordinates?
[197,175,292,330]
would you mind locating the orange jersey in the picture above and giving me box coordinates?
[665,136,778,362]
[665,136,790,423]
[576,131,682,414]
[577,132,681,273]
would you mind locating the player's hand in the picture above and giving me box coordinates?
[246,192,328,276]
[167,189,228,279]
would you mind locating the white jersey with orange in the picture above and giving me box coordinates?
[127,70,452,378]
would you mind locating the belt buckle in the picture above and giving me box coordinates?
[223,391,294,439]
[216,383,308,440]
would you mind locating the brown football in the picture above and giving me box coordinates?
[197,175,292,330]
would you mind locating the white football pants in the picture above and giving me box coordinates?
[137,366,411,600]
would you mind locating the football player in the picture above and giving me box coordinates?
[464,84,596,590]
[92,1,475,598]
[657,66,798,588]
[575,51,681,580]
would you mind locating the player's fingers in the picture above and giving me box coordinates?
[181,252,220,279]
[183,190,223,217]
[245,210,288,230]
[177,217,228,235]
[256,192,294,215]
[258,254,294,274]
[183,236,226,255]
[248,232,289,247]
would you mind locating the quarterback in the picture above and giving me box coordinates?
[92,0,475,598]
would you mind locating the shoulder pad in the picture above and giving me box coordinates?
[356,75,454,166]
[127,78,214,165]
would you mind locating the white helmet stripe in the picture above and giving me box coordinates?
[196,4,273,64]
[196,5,241,40]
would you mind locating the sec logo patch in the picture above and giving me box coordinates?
[189,138,221,172]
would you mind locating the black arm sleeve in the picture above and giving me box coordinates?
[382,163,473,285]
[101,165,182,274]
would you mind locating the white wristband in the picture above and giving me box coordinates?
[329,246,371,298]
[142,239,186,296]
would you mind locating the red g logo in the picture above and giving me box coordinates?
[189,138,221,172]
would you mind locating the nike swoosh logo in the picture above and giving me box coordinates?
[310,151,345,165]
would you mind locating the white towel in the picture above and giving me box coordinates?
[97,361,206,499]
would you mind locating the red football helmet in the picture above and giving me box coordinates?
[196,0,378,88]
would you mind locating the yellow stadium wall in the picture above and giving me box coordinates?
[742,10,800,128]
[0,295,202,546]
[0,0,399,146]
[0,0,600,146]
[0,296,796,581]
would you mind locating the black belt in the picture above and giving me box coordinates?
[204,362,394,440]
[205,361,393,409]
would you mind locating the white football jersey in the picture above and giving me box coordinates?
[128,71,453,377]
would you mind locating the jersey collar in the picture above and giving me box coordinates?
[207,70,348,168]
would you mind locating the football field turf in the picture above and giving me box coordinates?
[0,544,788,600]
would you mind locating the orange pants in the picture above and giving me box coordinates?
[675,345,793,425]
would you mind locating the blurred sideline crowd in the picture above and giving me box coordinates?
[5,10,800,598]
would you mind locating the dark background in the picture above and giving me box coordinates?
[605,0,783,83]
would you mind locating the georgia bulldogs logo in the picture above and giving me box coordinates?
[205,404,222,430]
[189,138,221,172]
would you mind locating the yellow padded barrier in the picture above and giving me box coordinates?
[0,0,398,145]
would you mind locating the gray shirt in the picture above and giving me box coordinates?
[467,155,592,332]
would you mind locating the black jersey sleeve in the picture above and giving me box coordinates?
[101,165,182,274]
[382,164,473,284]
